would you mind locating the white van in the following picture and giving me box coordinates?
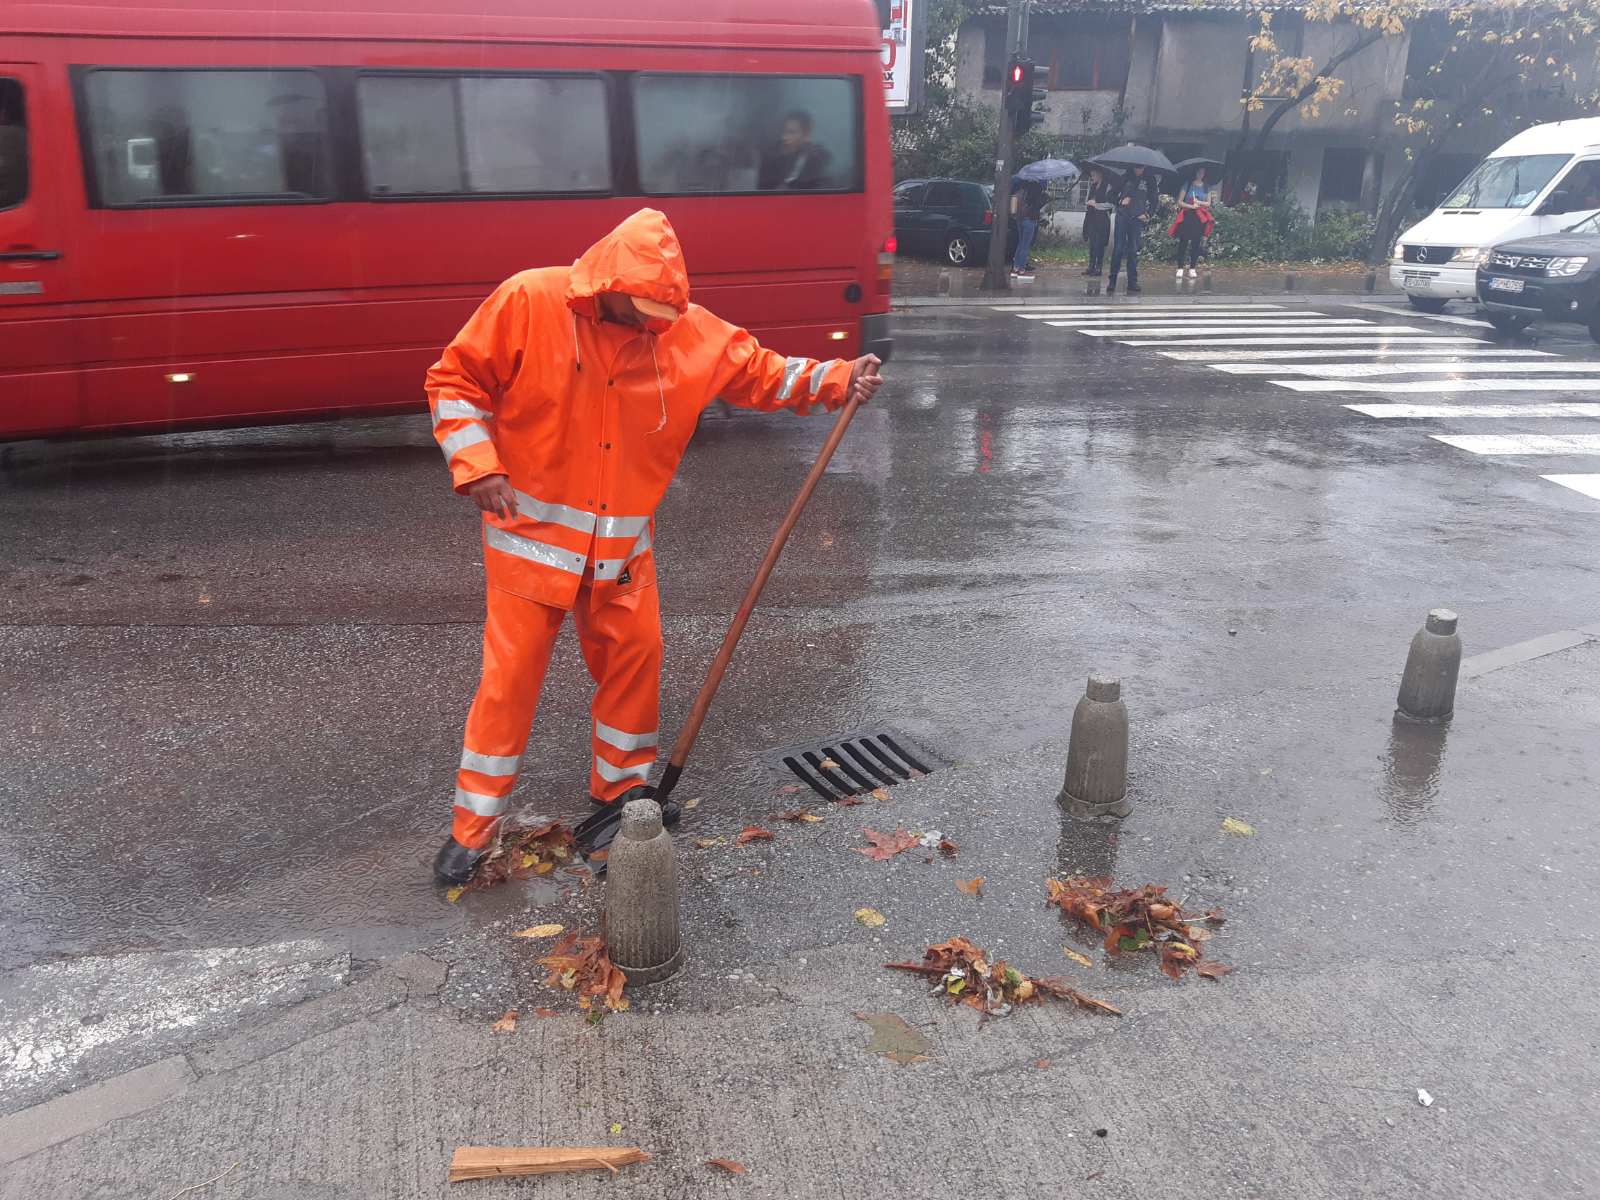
[1389,117,1600,312]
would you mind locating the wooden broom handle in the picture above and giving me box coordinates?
[665,391,864,770]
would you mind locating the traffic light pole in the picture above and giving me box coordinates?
[981,0,1026,291]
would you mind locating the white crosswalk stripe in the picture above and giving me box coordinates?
[989,303,1289,312]
[1430,434,1600,455]
[1235,360,1600,379]
[1346,404,1600,419]
[1543,474,1600,499]
[1014,309,1309,321]
[1078,323,1418,338]
[1190,348,1552,367]
[1122,335,1483,347]
[1060,318,1374,330]
[1277,379,1600,394]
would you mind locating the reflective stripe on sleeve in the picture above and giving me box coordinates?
[434,398,494,424]
[594,755,652,784]
[592,526,653,580]
[776,356,808,400]
[595,720,658,752]
[460,749,520,776]
[511,489,597,535]
[809,360,839,396]
[484,525,587,575]
[439,425,491,460]
[453,786,507,817]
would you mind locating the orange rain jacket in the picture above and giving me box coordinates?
[426,208,854,610]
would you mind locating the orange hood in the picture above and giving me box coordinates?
[566,208,690,333]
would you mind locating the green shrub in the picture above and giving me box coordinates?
[1136,198,1372,265]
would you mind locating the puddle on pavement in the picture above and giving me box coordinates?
[1381,717,1450,829]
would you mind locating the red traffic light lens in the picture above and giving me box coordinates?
[1011,65,1024,83]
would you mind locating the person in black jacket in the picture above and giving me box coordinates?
[1107,165,1155,294]
[758,110,834,191]
[1080,166,1113,277]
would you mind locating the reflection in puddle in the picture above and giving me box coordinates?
[1381,717,1449,829]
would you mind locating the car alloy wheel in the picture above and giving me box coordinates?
[946,236,970,266]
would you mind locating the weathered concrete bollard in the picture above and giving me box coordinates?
[1086,278,1102,296]
[1058,674,1131,820]
[605,798,684,985]
[1363,270,1377,293]
[1284,271,1298,291]
[1396,608,1462,723]
[1202,270,1214,292]
[938,269,952,296]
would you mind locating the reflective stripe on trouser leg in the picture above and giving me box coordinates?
[574,579,663,802]
[452,587,567,850]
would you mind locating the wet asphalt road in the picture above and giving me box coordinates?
[5,295,1600,1124]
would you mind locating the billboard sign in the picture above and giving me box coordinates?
[879,0,924,115]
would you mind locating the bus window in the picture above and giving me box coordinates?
[82,70,331,205]
[0,78,26,209]
[357,74,611,197]
[634,74,860,196]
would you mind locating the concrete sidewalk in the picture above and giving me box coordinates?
[7,629,1599,1199]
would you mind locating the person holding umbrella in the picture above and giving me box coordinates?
[1169,159,1220,280]
[1081,165,1115,277]
[1010,159,1079,280]
[1092,145,1174,295]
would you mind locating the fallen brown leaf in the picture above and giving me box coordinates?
[706,1158,747,1175]
[735,826,775,846]
[694,836,724,849]
[532,1007,559,1018]
[855,1012,933,1065]
[1196,961,1234,980]
[1035,1058,1052,1069]
[885,937,1120,1019]
[491,1009,518,1034]
[938,839,959,858]
[774,809,823,823]
[513,924,565,939]
[871,787,891,801]
[854,907,887,927]
[1046,875,1229,984]
[1063,947,1094,969]
[956,877,984,897]
[834,794,865,807]
[465,820,578,893]
[537,933,629,1012]
[854,827,919,861]
[819,757,839,770]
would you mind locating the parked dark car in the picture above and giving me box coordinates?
[893,177,1017,267]
[1476,212,1600,342]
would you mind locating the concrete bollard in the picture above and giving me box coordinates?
[1202,270,1213,292]
[1086,278,1101,296]
[604,798,684,985]
[1058,674,1131,820]
[1396,608,1462,723]
[1364,270,1377,293]
[938,269,952,296]
[1284,271,1298,292]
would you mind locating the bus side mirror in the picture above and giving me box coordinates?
[1538,190,1573,215]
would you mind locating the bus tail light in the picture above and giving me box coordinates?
[876,236,895,294]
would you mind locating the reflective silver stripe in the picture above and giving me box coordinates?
[592,526,653,580]
[511,489,597,534]
[440,425,491,460]
[596,513,650,539]
[460,749,520,776]
[776,356,808,401]
[434,398,494,424]
[595,720,657,752]
[453,786,507,817]
[594,755,651,784]
[484,525,586,575]
[809,360,837,396]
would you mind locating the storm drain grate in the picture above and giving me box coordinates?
[769,729,941,801]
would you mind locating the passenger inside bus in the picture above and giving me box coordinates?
[0,79,26,209]
[759,110,833,191]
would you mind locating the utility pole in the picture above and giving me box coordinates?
[982,0,1027,291]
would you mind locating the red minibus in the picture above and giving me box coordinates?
[0,0,892,439]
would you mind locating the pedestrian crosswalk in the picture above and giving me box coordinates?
[993,300,1600,505]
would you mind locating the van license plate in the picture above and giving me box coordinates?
[1488,277,1525,293]
[1403,271,1437,285]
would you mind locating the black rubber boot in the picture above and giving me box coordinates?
[433,835,485,886]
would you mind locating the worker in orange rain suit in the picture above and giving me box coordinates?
[426,208,884,884]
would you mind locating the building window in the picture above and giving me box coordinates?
[358,74,610,197]
[1318,147,1369,206]
[982,17,1132,91]
[82,69,331,206]
[0,78,25,210]
[634,74,860,195]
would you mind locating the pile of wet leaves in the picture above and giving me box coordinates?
[886,936,1122,1020]
[537,931,630,1012]
[452,820,578,897]
[1045,876,1231,981]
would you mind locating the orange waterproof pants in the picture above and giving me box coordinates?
[450,581,662,850]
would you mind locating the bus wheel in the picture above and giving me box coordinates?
[945,235,971,266]
[1407,295,1449,314]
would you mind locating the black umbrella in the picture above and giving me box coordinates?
[1090,143,1176,175]
[1171,156,1225,180]
[1075,156,1122,181]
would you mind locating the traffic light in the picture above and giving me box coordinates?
[1003,57,1047,134]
